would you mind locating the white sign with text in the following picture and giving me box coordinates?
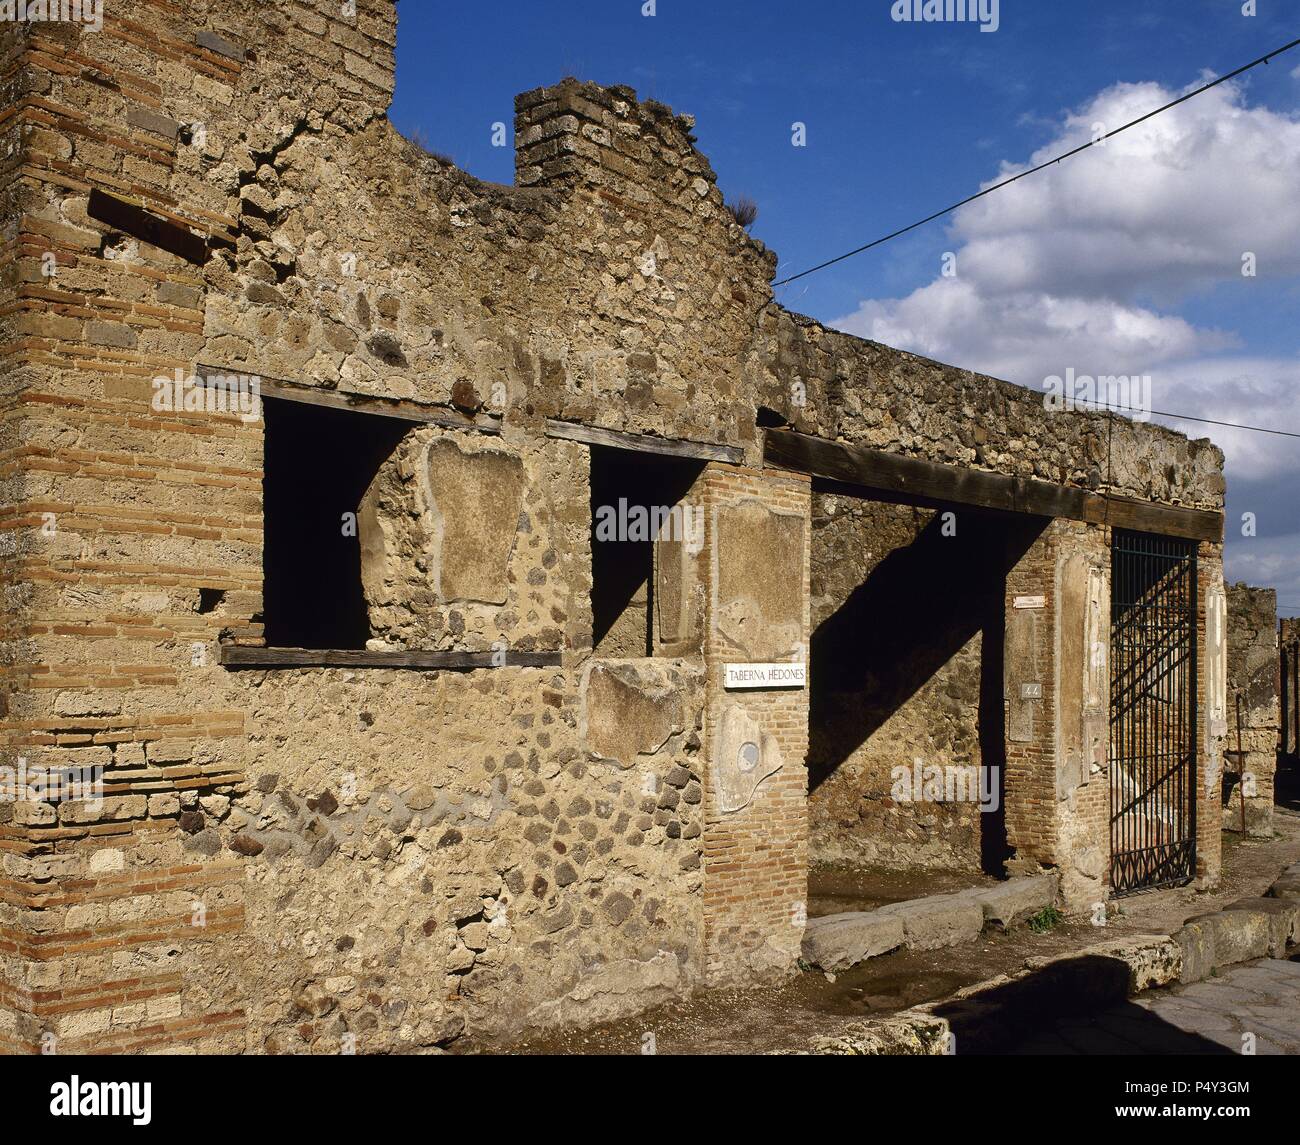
[723,663,808,690]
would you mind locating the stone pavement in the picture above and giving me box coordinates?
[1014,958,1300,1055]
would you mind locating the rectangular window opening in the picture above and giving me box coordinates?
[589,443,704,657]
[261,395,411,650]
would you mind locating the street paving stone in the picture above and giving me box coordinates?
[1008,958,1300,1054]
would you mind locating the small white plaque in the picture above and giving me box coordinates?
[724,663,807,690]
[1014,595,1046,610]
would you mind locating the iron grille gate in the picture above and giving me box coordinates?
[1109,529,1197,895]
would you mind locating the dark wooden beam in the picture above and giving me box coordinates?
[195,364,502,432]
[220,646,563,669]
[545,419,744,464]
[764,428,1223,544]
[89,188,211,265]
[1084,493,1224,544]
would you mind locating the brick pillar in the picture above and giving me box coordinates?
[696,464,809,986]
[1003,520,1110,913]
[1198,547,1227,886]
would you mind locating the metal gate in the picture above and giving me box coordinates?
[1109,529,1197,895]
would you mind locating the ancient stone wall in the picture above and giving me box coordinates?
[998,523,1225,912]
[808,497,987,872]
[0,0,1228,1053]
[1223,583,1277,835]
[1283,617,1300,763]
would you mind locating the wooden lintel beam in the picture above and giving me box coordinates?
[220,646,562,669]
[545,418,744,464]
[1088,493,1224,544]
[194,364,502,433]
[89,187,212,265]
[763,428,1223,544]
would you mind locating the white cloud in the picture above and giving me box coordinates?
[1225,530,1300,613]
[1154,356,1300,480]
[836,277,1225,385]
[832,76,1300,488]
[946,80,1300,300]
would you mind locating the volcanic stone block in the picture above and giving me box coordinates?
[1269,872,1300,902]
[1184,909,1271,968]
[969,875,1056,930]
[877,893,985,952]
[801,911,905,971]
[1173,920,1214,985]
[1225,898,1299,957]
[808,1013,951,1056]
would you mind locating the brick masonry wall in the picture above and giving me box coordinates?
[1002,523,1060,886]
[1000,523,1225,912]
[698,465,809,987]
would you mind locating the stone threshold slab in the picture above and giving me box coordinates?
[801,873,1057,972]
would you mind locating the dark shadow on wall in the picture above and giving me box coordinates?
[1276,753,1300,813]
[807,496,1048,873]
[978,596,1013,876]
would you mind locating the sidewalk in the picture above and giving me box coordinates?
[506,811,1300,1054]
[1013,958,1300,1055]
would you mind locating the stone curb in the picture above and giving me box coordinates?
[802,861,1300,1055]
[800,873,1057,972]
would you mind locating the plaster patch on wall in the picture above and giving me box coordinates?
[422,437,526,604]
[582,660,688,767]
[711,499,803,661]
[713,704,783,813]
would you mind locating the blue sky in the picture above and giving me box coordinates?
[391,1,1300,611]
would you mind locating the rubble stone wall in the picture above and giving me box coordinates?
[807,497,986,872]
[1224,583,1277,836]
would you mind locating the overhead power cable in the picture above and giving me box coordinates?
[1068,400,1300,441]
[771,35,1300,287]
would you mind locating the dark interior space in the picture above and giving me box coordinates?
[262,396,411,649]
[978,596,1013,875]
[807,491,1048,871]
[589,444,704,656]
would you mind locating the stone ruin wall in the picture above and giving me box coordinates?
[1283,617,1300,764]
[808,497,985,873]
[1224,583,1277,836]
[0,0,1228,1052]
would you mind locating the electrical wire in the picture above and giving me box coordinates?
[772,36,1300,288]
